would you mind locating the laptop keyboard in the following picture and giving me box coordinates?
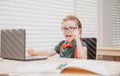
[26,56,48,60]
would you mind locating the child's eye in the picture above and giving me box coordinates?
[69,27,73,30]
[64,28,68,30]
[69,27,74,31]
[61,27,68,31]
[69,27,77,30]
[61,27,77,32]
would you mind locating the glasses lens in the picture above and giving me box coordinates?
[61,27,77,32]
[69,27,74,31]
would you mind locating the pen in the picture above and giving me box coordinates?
[56,63,67,70]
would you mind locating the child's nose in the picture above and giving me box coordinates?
[66,28,71,32]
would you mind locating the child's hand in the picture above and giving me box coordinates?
[73,31,81,40]
[27,49,38,56]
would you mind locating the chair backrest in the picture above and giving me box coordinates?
[81,38,97,59]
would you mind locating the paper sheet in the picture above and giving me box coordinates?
[11,62,65,73]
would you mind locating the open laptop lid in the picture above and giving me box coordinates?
[1,29,48,60]
[1,29,25,60]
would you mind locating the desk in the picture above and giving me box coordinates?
[97,47,120,61]
[0,57,120,76]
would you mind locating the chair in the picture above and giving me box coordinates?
[81,38,97,59]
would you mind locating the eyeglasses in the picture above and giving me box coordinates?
[61,27,77,32]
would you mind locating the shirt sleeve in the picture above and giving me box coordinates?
[82,41,87,47]
[54,40,64,54]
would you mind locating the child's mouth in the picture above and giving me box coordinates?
[66,35,72,37]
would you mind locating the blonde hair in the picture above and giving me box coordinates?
[62,15,82,35]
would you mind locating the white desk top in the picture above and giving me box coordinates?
[0,57,120,76]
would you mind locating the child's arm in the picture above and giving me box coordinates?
[74,31,87,59]
[76,38,87,59]
[27,49,57,57]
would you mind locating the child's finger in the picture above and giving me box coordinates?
[73,31,78,35]
[73,31,81,40]
[27,49,35,55]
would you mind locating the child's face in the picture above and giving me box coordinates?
[61,20,80,42]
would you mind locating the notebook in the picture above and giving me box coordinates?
[1,29,48,61]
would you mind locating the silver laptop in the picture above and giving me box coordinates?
[1,29,48,61]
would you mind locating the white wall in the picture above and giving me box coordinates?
[0,0,99,56]
[100,0,113,47]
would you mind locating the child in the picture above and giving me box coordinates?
[28,15,87,59]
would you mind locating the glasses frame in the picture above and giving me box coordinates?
[61,27,78,32]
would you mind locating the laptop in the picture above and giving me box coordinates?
[1,29,48,61]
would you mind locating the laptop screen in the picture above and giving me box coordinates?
[1,29,26,60]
